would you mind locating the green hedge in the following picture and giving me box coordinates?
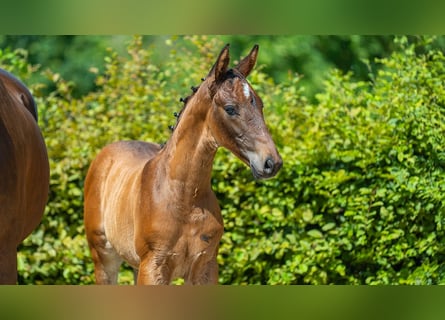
[2,35,444,284]
[218,36,445,285]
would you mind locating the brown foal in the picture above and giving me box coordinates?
[84,44,282,285]
[0,69,49,284]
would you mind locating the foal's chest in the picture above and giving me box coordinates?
[168,206,223,276]
[177,206,223,254]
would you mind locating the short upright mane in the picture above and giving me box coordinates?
[169,68,241,136]
[171,82,201,132]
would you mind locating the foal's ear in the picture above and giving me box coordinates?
[235,44,259,78]
[209,44,230,82]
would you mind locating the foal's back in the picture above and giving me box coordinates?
[84,140,161,208]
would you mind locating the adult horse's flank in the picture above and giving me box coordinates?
[84,44,282,285]
[0,69,49,284]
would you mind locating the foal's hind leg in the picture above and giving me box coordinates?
[87,230,123,284]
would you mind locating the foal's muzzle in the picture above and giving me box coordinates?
[250,155,283,180]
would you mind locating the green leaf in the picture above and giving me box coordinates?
[307,229,323,238]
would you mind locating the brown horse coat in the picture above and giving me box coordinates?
[84,44,282,285]
[0,69,49,284]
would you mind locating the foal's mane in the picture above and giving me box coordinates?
[159,67,244,149]
[168,69,240,136]
[159,81,201,148]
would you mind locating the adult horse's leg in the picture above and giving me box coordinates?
[0,246,17,284]
[0,199,20,284]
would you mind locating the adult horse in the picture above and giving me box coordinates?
[84,44,282,285]
[0,69,49,284]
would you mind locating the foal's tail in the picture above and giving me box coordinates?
[0,68,38,122]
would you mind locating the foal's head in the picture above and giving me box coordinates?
[205,44,282,179]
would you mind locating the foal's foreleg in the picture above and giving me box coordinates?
[136,252,172,285]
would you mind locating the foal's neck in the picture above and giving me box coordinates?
[161,90,217,194]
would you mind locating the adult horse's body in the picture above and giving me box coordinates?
[0,69,49,284]
[84,45,282,285]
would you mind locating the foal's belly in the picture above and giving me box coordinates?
[105,221,140,269]
[104,216,141,269]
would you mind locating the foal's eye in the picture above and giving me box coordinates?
[224,105,237,116]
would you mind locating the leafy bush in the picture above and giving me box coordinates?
[217,36,445,284]
[3,35,444,284]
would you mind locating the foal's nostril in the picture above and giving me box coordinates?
[264,157,274,175]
